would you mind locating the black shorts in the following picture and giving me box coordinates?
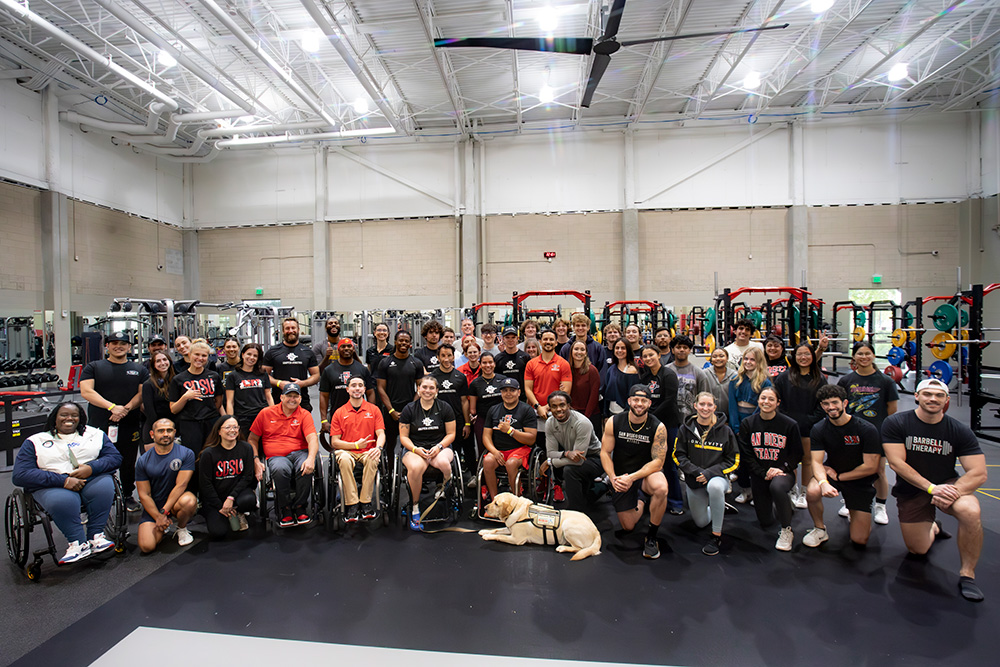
[832,480,876,513]
[612,485,643,513]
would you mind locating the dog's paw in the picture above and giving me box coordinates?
[478,529,493,537]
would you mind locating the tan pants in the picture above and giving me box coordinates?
[335,450,379,505]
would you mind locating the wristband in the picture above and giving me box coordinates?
[321,419,328,424]
[465,422,471,426]
[507,426,514,435]
[354,442,359,450]
[927,484,936,495]
[109,403,117,411]
[277,380,282,388]
[819,479,830,486]
[389,408,396,415]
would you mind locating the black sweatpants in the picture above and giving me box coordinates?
[750,473,795,528]
[201,489,258,539]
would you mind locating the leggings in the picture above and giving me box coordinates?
[750,473,795,529]
[32,474,116,544]
[201,488,257,539]
[686,476,729,534]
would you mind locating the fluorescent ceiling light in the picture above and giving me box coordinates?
[743,71,761,89]
[811,0,835,13]
[157,50,177,68]
[538,84,554,104]
[301,29,322,53]
[353,97,369,114]
[538,5,558,33]
[887,63,908,82]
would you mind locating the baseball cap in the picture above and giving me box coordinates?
[916,378,949,394]
[337,338,355,348]
[629,384,652,399]
[499,377,520,390]
[281,383,302,395]
[106,331,131,344]
[148,334,166,345]
[501,326,518,337]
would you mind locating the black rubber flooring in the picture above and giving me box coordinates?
[10,488,999,667]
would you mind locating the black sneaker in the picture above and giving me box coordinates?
[125,497,141,513]
[668,506,685,516]
[361,502,376,520]
[643,537,660,560]
[345,504,360,523]
[703,535,722,556]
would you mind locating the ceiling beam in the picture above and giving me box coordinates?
[629,0,692,123]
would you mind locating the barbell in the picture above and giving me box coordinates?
[926,332,999,360]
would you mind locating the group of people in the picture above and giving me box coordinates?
[10,315,986,601]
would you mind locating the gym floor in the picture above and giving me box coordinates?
[3,392,999,667]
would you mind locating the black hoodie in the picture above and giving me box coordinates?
[674,412,740,490]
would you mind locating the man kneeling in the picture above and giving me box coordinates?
[136,419,198,553]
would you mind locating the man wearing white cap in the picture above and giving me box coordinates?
[882,378,986,602]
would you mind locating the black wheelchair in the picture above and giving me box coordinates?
[391,442,465,529]
[255,451,326,531]
[320,434,392,531]
[473,448,537,522]
[4,474,128,581]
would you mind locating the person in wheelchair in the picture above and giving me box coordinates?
[399,375,457,531]
[482,377,538,501]
[249,383,319,528]
[330,375,386,523]
[12,401,123,564]
[540,390,603,512]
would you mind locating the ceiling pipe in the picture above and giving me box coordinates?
[62,102,168,136]
[198,120,329,138]
[0,68,30,79]
[215,127,395,148]
[93,0,255,115]
[172,109,252,123]
[193,0,339,128]
[0,0,178,110]
[298,0,405,135]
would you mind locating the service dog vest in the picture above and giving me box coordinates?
[517,503,562,545]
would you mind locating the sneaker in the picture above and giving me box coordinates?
[724,502,739,515]
[237,514,249,531]
[775,527,794,552]
[466,474,478,489]
[59,540,91,564]
[361,502,377,520]
[176,527,193,546]
[702,535,722,556]
[89,532,115,554]
[125,497,141,513]
[279,515,296,528]
[792,491,807,510]
[838,502,850,518]
[481,485,489,502]
[669,506,685,516]
[295,513,311,526]
[345,504,360,523]
[643,537,660,560]
[409,508,422,532]
[803,527,829,548]
[735,489,752,504]
[873,503,889,526]
[553,485,565,502]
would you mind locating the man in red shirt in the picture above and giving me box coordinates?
[524,329,573,421]
[330,376,386,522]
[249,383,318,527]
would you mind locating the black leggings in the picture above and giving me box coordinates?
[750,473,795,529]
[201,489,258,539]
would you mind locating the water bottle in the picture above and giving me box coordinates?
[228,513,241,532]
[108,424,118,443]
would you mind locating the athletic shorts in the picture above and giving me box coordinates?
[832,479,876,513]
[497,446,532,469]
[612,484,642,513]
[895,478,956,524]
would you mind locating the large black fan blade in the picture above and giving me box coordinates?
[620,23,789,48]
[580,53,611,108]
[433,37,593,55]
[602,0,628,40]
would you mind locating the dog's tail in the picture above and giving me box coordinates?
[570,534,602,560]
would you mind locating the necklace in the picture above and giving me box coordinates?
[628,416,648,433]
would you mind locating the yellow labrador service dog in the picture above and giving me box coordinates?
[480,492,601,560]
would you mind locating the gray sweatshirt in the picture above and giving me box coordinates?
[544,409,601,468]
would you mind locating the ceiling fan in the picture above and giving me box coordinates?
[434,0,789,108]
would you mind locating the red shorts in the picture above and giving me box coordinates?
[497,446,532,468]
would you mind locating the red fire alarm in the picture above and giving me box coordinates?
[544,252,556,260]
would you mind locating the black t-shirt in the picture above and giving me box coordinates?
[610,411,663,475]
[431,367,468,422]
[375,354,426,411]
[773,371,827,431]
[767,356,789,377]
[470,374,505,419]
[224,369,271,422]
[173,358,190,374]
[882,411,983,497]
[640,365,680,428]
[216,360,240,386]
[319,360,374,415]
[197,441,256,510]
[810,417,882,483]
[262,342,319,409]
[365,343,394,372]
[485,401,537,451]
[398,399,455,447]
[168,369,223,422]
[494,349,530,400]
[413,345,442,374]
[837,370,899,431]
[81,360,149,427]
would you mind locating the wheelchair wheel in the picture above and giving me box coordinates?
[528,450,553,504]
[390,450,403,526]
[105,475,129,553]
[5,489,31,569]
[26,559,41,582]
[311,456,326,526]
[325,455,340,532]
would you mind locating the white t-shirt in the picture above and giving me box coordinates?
[723,340,764,374]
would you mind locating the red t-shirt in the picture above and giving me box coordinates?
[330,400,385,452]
[525,354,572,406]
[250,404,316,459]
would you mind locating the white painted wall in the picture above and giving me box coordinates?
[0,80,45,187]
[983,109,1000,198]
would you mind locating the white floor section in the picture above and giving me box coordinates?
[92,627,673,667]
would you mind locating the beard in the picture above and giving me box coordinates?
[284,332,299,344]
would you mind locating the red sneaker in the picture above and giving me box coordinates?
[279,516,295,528]
[553,485,565,502]
[295,513,311,526]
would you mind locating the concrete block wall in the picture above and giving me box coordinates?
[0,181,43,311]
[198,225,314,310]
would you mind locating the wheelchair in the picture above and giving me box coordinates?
[473,448,538,522]
[5,474,128,581]
[391,442,465,529]
[256,451,326,531]
[320,433,392,531]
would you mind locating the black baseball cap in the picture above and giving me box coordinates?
[629,384,651,399]
[501,326,518,337]
[106,331,131,344]
[500,377,520,390]
[281,383,302,395]
[148,335,166,345]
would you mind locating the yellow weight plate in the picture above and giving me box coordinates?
[890,328,907,347]
[852,326,866,342]
[751,331,762,340]
[929,332,956,360]
[908,329,916,342]
[959,329,969,341]
[705,334,716,354]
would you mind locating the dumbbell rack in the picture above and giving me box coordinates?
[0,358,60,391]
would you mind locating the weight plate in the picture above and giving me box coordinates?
[890,328,907,347]
[854,311,866,327]
[852,326,866,342]
[929,332,956,360]
[927,360,954,385]
[932,303,959,332]
[886,346,907,366]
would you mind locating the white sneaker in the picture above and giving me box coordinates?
[176,527,194,546]
[803,527,829,548]
[872,503,889,526]
[775,527,794,552]
[89,532,115,554]
[838,501,850,518]
[792,490,807,510]
[59,540,91,564]
[735,489,753,504]
[237,513,249,531]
